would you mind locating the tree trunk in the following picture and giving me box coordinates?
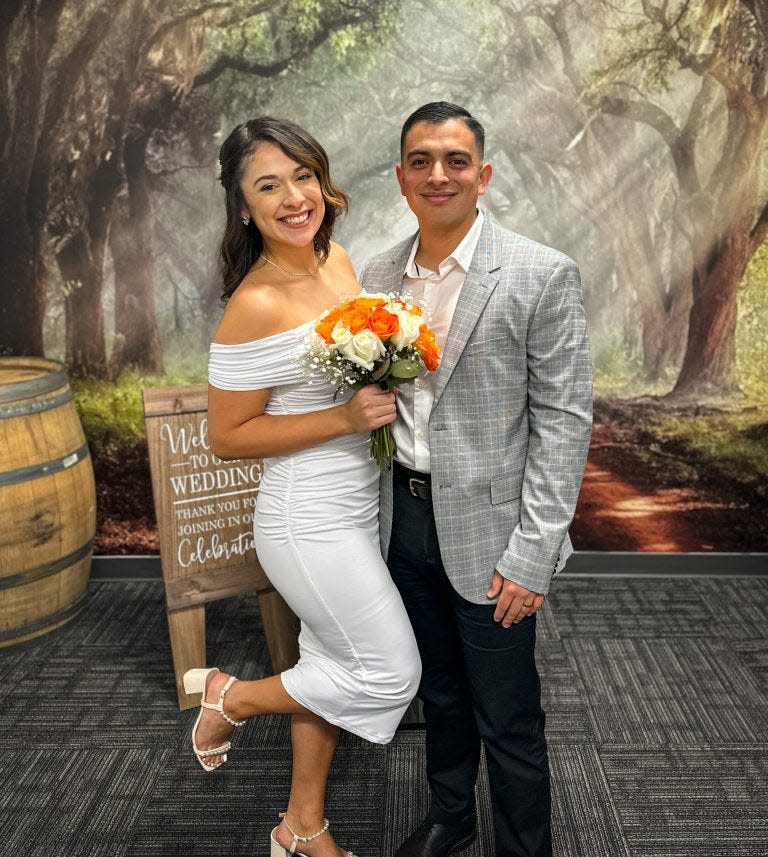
[56,141,124,378]
[110,133,163,374]
[672,225,752,396]
[671,104,768,398]
[0,0,66,356]
[0,189,45,356]
[57,232,108,377]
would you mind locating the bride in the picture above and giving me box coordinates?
[184,117,421,857]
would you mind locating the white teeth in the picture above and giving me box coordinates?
[283,212,310,225]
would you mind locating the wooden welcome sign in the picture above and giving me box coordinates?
[143,384,298,709]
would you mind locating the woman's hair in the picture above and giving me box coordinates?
[217,117,349,303]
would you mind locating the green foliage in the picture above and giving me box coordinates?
[72,350,208,446]
[592,331,671,399]
[647,408,768,494]
[737,241,768,400]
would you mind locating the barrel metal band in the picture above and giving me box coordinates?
[0,388,73,420]
[0,367,68,404]
[0,441,90,486]
[0,539,94,590]
[0,592,88,643]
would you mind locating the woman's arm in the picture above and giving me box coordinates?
[207,384,395,460]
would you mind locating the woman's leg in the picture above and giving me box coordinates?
[194,674,349,855]
[272,713,347,855]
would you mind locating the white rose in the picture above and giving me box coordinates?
[340,329,386,370]
[391,310,422,349]
[330,321,353,349]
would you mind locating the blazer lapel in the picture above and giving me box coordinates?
[376,235,414,293]
[431,217,500,410]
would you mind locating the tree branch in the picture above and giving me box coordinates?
[193,6,370,88]
[749,195,768,253]
[598,94,680,147]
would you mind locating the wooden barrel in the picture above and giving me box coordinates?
[0,357,96,646]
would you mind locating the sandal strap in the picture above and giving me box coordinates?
[195,741,232,758]
[278,813,330,852]
[200,675,246,727]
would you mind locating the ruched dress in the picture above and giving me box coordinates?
[208,321,421,743]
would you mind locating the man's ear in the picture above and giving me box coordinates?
[478,162,493,196]
[395,163,406,197]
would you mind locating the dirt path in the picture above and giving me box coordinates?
[571,423,741,552]
[92,413,761,554]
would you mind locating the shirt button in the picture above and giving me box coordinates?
[416,431,425,440]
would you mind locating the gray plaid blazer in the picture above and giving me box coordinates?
[360,214,593,600]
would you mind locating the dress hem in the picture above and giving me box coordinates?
[279,672,397,746]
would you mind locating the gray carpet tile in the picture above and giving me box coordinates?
[0,648,182,749]
[549,744,631,857]
[547,578,721,639]
[537,641,595,745]
[732,639,768,693]
[127,744,386,857]
[693,577,768,640]
[600,751,768,856]
[534,601,561,642]
[566,637,768,748]
[0,747,172,857]
[1,576,766,856]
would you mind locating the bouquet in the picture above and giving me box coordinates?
[300,292,440,469]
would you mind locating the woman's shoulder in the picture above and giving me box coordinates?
[328,240,355,272]
[213,275,285,345]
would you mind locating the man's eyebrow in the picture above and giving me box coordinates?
[405,148,473,160]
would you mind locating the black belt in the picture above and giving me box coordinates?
[393,460,432,501]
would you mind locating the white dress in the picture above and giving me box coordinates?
[209,321,421,743]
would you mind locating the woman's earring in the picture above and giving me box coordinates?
[241,216,250,226]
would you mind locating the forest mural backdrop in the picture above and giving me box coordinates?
[1,0,767,554]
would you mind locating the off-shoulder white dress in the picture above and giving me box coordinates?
[208,321,420,743]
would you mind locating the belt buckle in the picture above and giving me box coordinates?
[408,477,427,498]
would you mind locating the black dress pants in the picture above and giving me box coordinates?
[387,472,552,857]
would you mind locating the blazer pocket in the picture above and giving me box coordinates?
[462,335,512,356]
[490,473,522,506]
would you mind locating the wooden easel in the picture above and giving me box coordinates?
[143,385,299,709]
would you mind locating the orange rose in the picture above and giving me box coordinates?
[316,308,344,342]
[415,324,440,372]
[340,304,371,333]
[355,296,387,309]
[368,307,400,339]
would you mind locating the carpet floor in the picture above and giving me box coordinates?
[0,575,766,856]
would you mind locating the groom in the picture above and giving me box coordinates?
[361,103,592,857]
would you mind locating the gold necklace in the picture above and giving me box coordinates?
[260,253,318,278]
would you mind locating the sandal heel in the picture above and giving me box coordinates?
[183,667,216,695]
[270,832,293,856]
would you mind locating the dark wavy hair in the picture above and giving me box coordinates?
[400,101,485,159]
[217,117,349,303]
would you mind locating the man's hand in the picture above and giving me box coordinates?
[486,571,545,628]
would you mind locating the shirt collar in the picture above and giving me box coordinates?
[404,209,485,278]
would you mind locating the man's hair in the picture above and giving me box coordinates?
[400,101,485,159]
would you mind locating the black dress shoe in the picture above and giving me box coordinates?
[393,814,477,856]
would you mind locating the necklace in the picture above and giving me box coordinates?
[260,253,318,278]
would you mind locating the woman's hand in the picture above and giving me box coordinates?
[342,384,397,432]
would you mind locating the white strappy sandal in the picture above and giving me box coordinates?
[183,667,245,771]
[270,813,358,856]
